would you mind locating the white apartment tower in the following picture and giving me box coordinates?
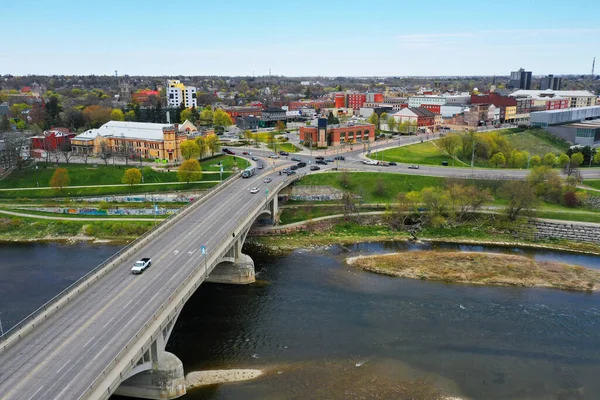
[166,79,197,108]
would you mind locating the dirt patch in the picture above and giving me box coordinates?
[347,251,600,292]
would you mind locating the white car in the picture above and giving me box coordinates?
[131,258,152,274]
[250,187,259,194]
[263,178,272,183]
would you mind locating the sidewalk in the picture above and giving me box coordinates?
[0,180,222,191]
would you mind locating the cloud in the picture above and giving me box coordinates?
[397,28,600,42]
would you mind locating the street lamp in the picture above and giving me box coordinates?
[0,312,4,336]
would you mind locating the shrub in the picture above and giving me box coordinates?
[563,191,578,207]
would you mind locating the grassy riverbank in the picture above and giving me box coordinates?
[347,251,600,292]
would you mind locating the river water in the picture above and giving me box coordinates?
[1,241,599,399]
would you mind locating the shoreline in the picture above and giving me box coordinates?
[346,251,600,292]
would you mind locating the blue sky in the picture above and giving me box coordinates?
[3,0,599,76]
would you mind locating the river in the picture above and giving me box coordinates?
[1,241,599,399]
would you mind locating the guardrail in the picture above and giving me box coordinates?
[0,172,242,351]
[79,171,303,400]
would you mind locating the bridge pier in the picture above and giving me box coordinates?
[206,253,255,284]
[114,351,186,399]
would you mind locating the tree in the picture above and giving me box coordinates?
[529,155,541,168]
[82,105,112,128]
[502,180,537,220]
[368,113,379,127]
[448,184,492,221]
[199,106,214,126]
[557,153,570,168]
[195,136,207,159]
[180,108,192,123]
[570,152,584,167]
[122,168,142,186]
[275,120,286,133]
[61,142,73,164]
[490,152,505,167]
[181,140,200,160]
[50,168,70,191]
[594,152,600,165]
[189,106,200,124]
[205,134,221,156]
[124,110,135,121]
[63,107,85,131]
[542,152,557,167]
[527,166,563,202]
[99,140,112,165]
[0,115,10,132]
[387,116,397,133]
[327,112,339,125]
[213,109,233,129]
[438,134,461,165]
[110,109,125,121]
[45,95,63,128]
[177,159,202,184]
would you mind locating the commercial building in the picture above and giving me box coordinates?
[288,99,334,110]
[510,90,596,108]
[407,95,447,108]
[392,107,436,130]
[132,90,160,104]
[260,107,286,128]
[236,116,260,131]
[530,106,600,145]
[166,79,197,108]
[333,93,381,110]
[508,68,532,90]
[299,120,375,147]
[71,121,187,161]
[222,106,262,123]
[540,74,562,90]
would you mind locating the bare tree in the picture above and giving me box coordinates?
[99,141,112,165]
[51,148,62,164]
[61,142,73,164]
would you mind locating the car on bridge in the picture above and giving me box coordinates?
[131,258,152,274]
[408,165,420,169]
[263,177,272,183]
[250,187,259,194]
[287,170,297,175]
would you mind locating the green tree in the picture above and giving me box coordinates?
[0,115,11,132]
[489,152,505,167]
[213,109,233,129]
[594,151,600,165]
[45,95,63,128]
[205,134,221,156]
[177,159,202,184]
[180,108,192,123]
[189,106,200,123]
[570,152,584,167]
[529,155,541,168]
[199,106,214,126]
[503,180,537,220]
[275,120,286,133]
[557,153,570,168]
[387,116,397,133]
[195,136,207,159]
[122,168,142,186]
[124,110,135,121]
[527,166,563,202]
[49,168,70,191]
[368,112,379,127]
[542,152,557,166]
[110,109,125,121]
[438,134,461,165]
[180,140,200,160]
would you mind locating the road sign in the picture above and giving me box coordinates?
[265,188,269,195]
[154,205,158,213]
[201,245,206,255]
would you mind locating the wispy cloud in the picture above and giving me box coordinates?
[397,27,600,42]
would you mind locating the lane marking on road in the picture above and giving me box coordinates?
[174,250,179,255]
[27,386,44,400]
[122,300,133,309]
[102,316,115,328]
[53,383,71,400]
[56,359,71,374]
[187,249,196,255]
[83,336,95,348]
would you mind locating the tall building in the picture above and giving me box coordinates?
[540,74,562,90]
[166,79,197,108]
[508,68,532,90]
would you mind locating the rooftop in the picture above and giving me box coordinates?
[510,89,595,97]
[74,121,177,142]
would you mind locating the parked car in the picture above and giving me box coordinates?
[334,156,345,160]
[316,160,327,165]
[131,258,152,274]
[269,153,279,158]
[242,151,249,155]
[291,157,301,162]
[325,158,334,163]
[286,170,297,175]
[279,151,289,156]
[290,165,298,170]
[263,177,272,183]
[282,168,289,173]
[441,161,448,166]
[250,187,259,194]
[297,162,307,168]
[408,165,420,169]
[388,162,397,166]
[315,156,324,161]
[310,165,320,171]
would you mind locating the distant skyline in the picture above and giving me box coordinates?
[2,0,599,77]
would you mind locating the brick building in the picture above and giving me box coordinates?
[392,107,436,130]
[288,99,334,110]
[31,128,75,151]
[222,106,262,123]
[299,120,375,147]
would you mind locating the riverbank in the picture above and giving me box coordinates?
[346,251,600,292]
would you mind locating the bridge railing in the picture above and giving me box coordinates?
[0,172,242,349]
[79,171,305,400]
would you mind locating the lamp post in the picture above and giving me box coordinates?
[0,312,4,336]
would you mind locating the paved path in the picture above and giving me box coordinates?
[0,180,222,191]
[0,209,159,222]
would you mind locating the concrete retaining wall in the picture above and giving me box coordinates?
[529,220,600,244]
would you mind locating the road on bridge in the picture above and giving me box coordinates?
[0,161,284,400]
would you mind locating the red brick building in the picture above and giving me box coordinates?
[347,93,367,109]
[335,93,346,108]
[471,92,516,107]
[222,106,262,122]
[418,104,441,114]
[31,128,75,151]
[132,90,160,103]
[288,99,334,110]
[300,123,376,147]
[392,107,436,129]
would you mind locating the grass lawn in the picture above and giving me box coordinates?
[0,182,217,199]
[199,155,249,171]
[0,157,240,189]
[297,172,447,203]
[371,141,466,166]
[267,142,300,153]
[583,180,600,191]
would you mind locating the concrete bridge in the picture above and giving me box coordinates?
[0,169,300,400]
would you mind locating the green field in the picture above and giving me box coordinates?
[583,180,600,191]
[370,141,464,166]
[0,155,244,189]
[503,129,570,157]
[267,142,300,153]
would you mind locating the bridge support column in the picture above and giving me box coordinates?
[206,253,255,285]
[114,351,186,399]
[270,196,279,225]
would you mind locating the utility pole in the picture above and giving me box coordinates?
[0,312,4,336]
